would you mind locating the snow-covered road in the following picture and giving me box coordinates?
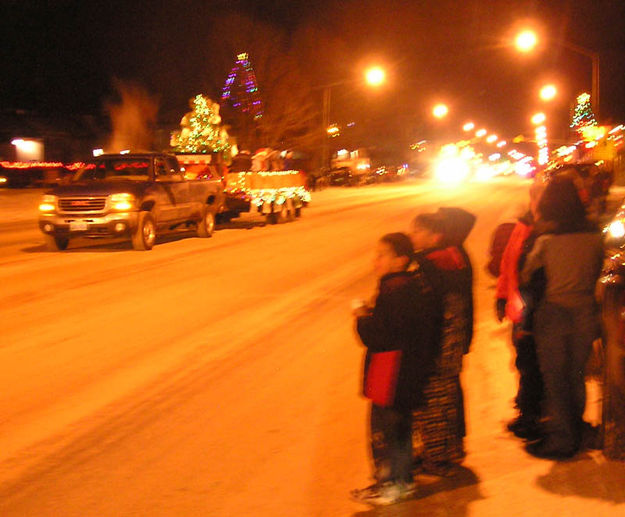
[0,178,622,516]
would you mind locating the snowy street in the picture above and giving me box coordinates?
[1,178,624,516]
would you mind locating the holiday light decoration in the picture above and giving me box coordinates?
[0,161,91,170]
[222,52,263,120]
[570,92,597,138]
[225,170,311,209]
[535,125,549,166]
[171,95,231,154]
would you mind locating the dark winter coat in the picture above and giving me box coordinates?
[435,206,476,351]
[416,245,474,356]
[357,270,443,411]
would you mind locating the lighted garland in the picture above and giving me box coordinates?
[221,52,263,120]
[225,170,311,206]
[0,161,92,170]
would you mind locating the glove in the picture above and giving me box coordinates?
[496,298,507,322]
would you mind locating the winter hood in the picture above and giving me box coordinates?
[436,207,476,246]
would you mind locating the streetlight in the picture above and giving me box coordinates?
[515,29,538,53]
[531,112,546,125]
[365,66,386,87]
[320,66,387,169]
[539,84,557,102]
[462,122,475,132]
[432,103,449,119]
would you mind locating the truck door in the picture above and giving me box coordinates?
[165,156,191,219]
[154,157,189,221]
[154,157,178,222]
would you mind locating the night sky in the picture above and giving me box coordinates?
[1,0,624,144]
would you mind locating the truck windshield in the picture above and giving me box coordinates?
[73,159,151,181]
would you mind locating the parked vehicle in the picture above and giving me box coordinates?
[328,167,358,187]
[598,250,625,458]
[38,153,224,251]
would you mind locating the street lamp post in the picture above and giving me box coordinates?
[532,112,549,166]
[515,29,600,119]
[321,85,335,171]
[561,40,600,119]
[318,67,386,170]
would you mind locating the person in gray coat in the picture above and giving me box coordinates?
[520,176,604,459]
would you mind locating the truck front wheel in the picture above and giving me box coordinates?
[197,207,215,237]
[44,235,69,251]
[131,211,156,250]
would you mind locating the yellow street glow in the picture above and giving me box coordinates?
[434,144,470,184]
[531,112,546,125]
[327,124,340,136]
[365,66,386,87]
[608,220,625,239]
[432,104,449,119]
[539,84,557,101]
[516,30,538,53]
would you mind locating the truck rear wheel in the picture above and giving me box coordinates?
[197,207,215,237]
[267,203,288,224]
[44,235,69,251]
[132,211,156,250]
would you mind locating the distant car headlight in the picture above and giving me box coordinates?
[0,176,7,185]
[38,194,57,212]
[110,193,135,211]
[434,157,470,184]
[607,220,625,240]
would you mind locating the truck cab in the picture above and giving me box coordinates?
[38,153,224,251]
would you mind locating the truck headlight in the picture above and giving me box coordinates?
[110,193,135,211]
[38,194,57,212]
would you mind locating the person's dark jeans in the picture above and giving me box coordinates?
[534,302,600,452]
[512,325,544,421]
[370,404,413,484]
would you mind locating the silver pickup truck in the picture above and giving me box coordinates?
[38,152,224,251]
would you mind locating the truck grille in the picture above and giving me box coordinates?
[59,197,107,212]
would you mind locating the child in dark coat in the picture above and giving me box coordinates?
[350,233,441,506]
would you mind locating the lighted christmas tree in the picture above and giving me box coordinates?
[171,94,231,154]
[570,92,597,138]
[221,52,263,120]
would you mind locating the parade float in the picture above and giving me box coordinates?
[171,53,311,224]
